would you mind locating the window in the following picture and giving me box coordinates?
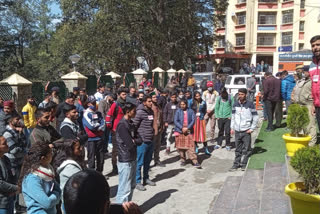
[283,0,293,2]
[258,13,277,25]
[217,16,226,28]
[218,37,226,47]
[237,0,246,3]
[234,77,245,85]
[300,0,305,8]
[299,21,304,31]
[258,0,277,2]
[236,34,245,46]
[299,43,304,50]
[237,12,246,25]
[281,32,293,45]
[257,34,276,46]
[282,10,293,24]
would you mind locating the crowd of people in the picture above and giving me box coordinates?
[0,35,319,214]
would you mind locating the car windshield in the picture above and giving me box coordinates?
[225,76,232,85]
[193,75,210,82]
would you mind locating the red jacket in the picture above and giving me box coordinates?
[105,102,124,132]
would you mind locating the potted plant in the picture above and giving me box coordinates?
[282,104,311,157]
[285,146,320,214]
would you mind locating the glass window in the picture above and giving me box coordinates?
[257,34,276,46]
[226,76,232,85]
[218,16,226,28]
[218,36,226,47]
[258,13,277,25]
[299,43,304,50]
[282,10,293,24]
[258,0,277,2]
[237,12,246,25]
[234,77,245,85]
[300,0,305,8]
[236,34,245,46]
[299,21,304,31]
[283,0,293,2]
[238,0,246,3]
[281,32,293,45]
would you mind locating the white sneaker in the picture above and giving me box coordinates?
[108,143,113,150]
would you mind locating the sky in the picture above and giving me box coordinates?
[50,2,61,16]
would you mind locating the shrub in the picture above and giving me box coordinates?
[290,146,320,194]
[286,104,310,136]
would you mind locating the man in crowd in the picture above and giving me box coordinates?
[106,88,127,174]
[60,105,88,144]
[263,72,282,132]
[151,94,165,167]
[309,35,320,130]
[94,84,106,105]
[50,86,60,104]
[3,115,27,212]
[126,87,138,105]
[202,81,218,143]
[30,108,61,145]
[214,74,224,94]
[140,77,151,88]
[185,91,193,109]
[157,89,168,110]
[134,96,155,191]
[55,92,76,129]
[180,74,188,89]
[246,74,256,102]
[22,95,37,146]
[83,96,106,172]
[163,93,178,154]
[38,92,51,109]
[0,100,19,135]
[187,74,195,92]
[0,97,3,113]
[281,70,296,113]
[230,88,259,171]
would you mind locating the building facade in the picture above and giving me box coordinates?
[213,0,320,73]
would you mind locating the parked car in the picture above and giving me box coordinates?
[224,74,264,98]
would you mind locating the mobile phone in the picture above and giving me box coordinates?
[109,203,125,214]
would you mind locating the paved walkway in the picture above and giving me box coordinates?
[104,117,263,214]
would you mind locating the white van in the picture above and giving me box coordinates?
[224,74,264,97]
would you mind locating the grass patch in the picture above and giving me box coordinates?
[247,121,287,169]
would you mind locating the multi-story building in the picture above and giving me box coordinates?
[213,0,320,73]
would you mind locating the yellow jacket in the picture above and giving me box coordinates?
[22,103,37,128]
[187,77,195,86]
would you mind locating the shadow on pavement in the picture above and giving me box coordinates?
[162,155,180,165]
[152,168,185,182]
[140,189,178,213]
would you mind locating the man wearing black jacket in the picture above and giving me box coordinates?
[60,105,88,145]
[55,93,76,130]
[115,103,141,203]
[163,93,179,154]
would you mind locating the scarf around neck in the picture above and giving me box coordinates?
[32,165,55,182]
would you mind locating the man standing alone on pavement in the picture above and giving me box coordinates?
[263,72,282,132]
[246,74,256,102]
[230,88,259,171]
[134,96,156,191]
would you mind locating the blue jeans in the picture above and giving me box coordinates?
[116,161,137,203]
[0,197,14,214]
[136,142,154,183]
[24,128,33,148]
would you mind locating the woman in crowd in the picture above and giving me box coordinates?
[19,142,61,214]
[191,91,211,155]
[174,99,200,168]
[52,139,86,213]
[0,136,18,214]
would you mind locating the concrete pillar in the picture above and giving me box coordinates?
[152,67,165,88]
[132,69,147,87]
[61,71,88,93]
[167,69,177,82]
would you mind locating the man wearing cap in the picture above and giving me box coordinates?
[230,88,259,171]
[55,92,76,130]
[202,81,219,143]
[0,101,20,135]
[22,96,37,146]
[292,66,317,146]
[246,74,256,102]
[82,95,105,172]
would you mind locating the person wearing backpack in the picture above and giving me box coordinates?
[106,88,127,175]
[214,88,233,151]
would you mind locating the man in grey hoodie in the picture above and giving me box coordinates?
[133,95,155,191]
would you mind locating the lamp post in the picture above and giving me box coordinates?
[69,54,81,72]
[137,56,145,69]
[167,60,177,82]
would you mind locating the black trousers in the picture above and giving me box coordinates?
[315,107,320,130]
[87,140,105,172]
[234,131,252,167]
[217,118,231,146]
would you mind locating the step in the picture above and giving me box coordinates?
[232,169,264,214]
[285,155,302,183]
[259,162,291,214]
[210,176,243,214]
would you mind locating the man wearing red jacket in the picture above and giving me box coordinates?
[106,88,127,174]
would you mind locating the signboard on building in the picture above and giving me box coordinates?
[279,53,313,61]
[278,46,293,52]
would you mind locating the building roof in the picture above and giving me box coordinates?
[0,73,32,85]
[152,67,165,73]
[132,68,147,75]
[167,68,177,73]
[106,71,121,78]
[61,71,88,80]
